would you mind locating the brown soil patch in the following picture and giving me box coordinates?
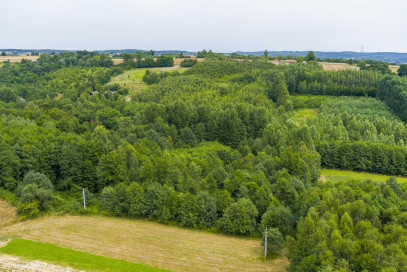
[1,215,288,272]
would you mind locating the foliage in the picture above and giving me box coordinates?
[261,228,285,258]
[180,58,198,67]
[398,64,407,77]
[218,198,258,235]
[287,179,407,272]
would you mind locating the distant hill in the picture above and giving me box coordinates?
[1,49,406,64]
[233,51,407,64]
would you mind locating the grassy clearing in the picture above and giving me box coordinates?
[389,65,400,73]
[320,169,407,183]
[319,62,360,71]
[294,108,318,124]
[0,238,169,272]
[1,215,288,272]
[107,66,188,94]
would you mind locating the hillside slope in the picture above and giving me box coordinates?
[1,215,288,272]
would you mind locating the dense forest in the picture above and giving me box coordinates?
[2,53,407,271]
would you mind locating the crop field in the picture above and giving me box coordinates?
[107,66,188,94]
[0,215,288,272]
[319,62,360,71]
[320,168,407,183]
[389,65,400,73]
[0,56,39,63]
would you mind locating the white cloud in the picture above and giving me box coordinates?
[0,0,406,52]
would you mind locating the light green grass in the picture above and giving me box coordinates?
[294,108,318,124]
[320,169,407,183]
[107,67,188,94]
[0,238,171,272]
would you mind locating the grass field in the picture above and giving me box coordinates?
[319,62,360,71]
[107,66,188,94]
[0,238,169,272]
[0,56,39,63]
[294,108,318,124]
[389,65,400,73]
[320,169,407,183]
[0,215,288,272]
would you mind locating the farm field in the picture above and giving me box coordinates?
[319,62,360,71]
[320,168,407,183]
[0,238,169,272]
[0,215,288,272]
[0,55,39,63]
[112,58,204,66]
[389,65,400,73]
[107,66,188,94]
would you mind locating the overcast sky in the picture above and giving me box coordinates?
[1,0,406,52]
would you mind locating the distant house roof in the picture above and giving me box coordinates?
[285,59,297,64]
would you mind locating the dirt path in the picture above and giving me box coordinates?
[0,254,83,272]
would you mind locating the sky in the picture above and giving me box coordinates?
[1,0,406,53]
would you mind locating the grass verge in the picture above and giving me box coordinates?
[0,238,171,272]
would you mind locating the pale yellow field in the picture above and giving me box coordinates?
[389,65,400,73]
[1,213,288,272]
[0,56,39,63]
[319,62,360,71]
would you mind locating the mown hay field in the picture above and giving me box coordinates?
[1,215,288,272]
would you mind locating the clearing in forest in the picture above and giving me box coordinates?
[294,108,318,124]
[1,215,288,272]
[319,62,360,71]
[107,66,188,94]
[320,169,407,183]
[389,65,400,73]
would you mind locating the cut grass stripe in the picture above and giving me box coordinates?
[0,238,172,272]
